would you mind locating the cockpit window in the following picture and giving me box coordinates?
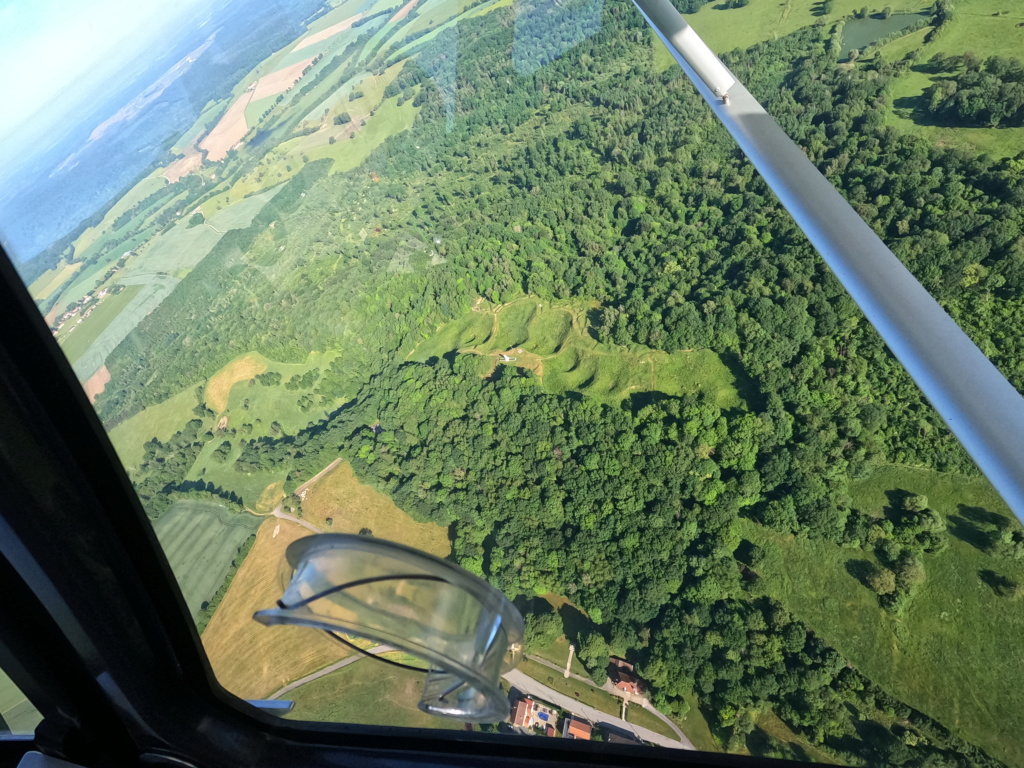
[2,0,1024,762]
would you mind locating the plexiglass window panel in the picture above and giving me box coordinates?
[2,0,1024,763]
[0,669,41,737]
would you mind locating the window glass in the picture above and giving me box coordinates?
[0,668,41,736]
[2,0,1024,763]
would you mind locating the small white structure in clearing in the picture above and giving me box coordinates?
[499,354,517,362]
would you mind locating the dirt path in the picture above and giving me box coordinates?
[296,457,343,496]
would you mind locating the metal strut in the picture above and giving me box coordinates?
[633,0,1024,520]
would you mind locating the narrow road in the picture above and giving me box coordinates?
[271,506,320,533]
[267,457,344,534]
[295,457,343,495]
[267,644,395,700]
[525,655,689,745]
[502,669,693,750]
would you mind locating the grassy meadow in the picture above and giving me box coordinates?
[412,298,746,408]
[285,654,465,729]
[300,461,452,556]
[743,465,1024,767]
[109,385,202,469]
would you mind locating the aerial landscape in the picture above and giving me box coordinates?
[3,0,1024,762]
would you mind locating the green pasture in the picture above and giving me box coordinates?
[153,500,260,619]
[223,351,343,440]
[743,465,1024,767]
[294,93,422,174]
[286,653,465,730]
[188,439,288,509]
[625,703,677,740]
[57,285,143,364]
[413,298,744,408]
[399,0,482,41]
[681,0,930,57]
[109,385,202,469]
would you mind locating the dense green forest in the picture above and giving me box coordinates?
[99,0,1024,762]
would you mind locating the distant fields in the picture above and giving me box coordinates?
[57,285,143,364]
[413,298,746,408]
[743,465,1024,767]
[300,461,451,556]
[29,261,80,302]
[202,517,347,699]
[153,500,260,619]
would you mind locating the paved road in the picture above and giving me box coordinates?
[267,645,395,700]
[503,669,694,750]
[525,655,688,744]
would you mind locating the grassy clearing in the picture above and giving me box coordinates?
[517,659,620,717]
[399,0,480,40]
[683,0,930,57]
[384,0,511,61]
[412,298,745,408]
[300,461,451,557]
[202,517,346,699]
[744,465,1024,767]
[303,94,422,174]
[875,0,1024,156]
[56,285,143,364]
[531,637,590,677]
[751,711,839,764]
[207,353,270,412]
[677,691,718,753]
[109,386,202,468]
[153,500,261,619]
[625,702,677,740]
[285,653,465,729]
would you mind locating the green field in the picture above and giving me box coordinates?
[153,500,261,620]
[57,285,143,364]
[413,298,745,408]
[683,0,931,56]
[384,0,511,63]
[625,701,677,740]
[742,465,1024,767]
[109,386,202,468]
[286,654,465,730]
[71,273,179,382]
[223,351,343,440]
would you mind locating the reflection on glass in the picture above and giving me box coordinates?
[1,0,1024,761]
[0,668,41,736]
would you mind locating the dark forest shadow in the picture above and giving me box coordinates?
[845,558,877,590]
